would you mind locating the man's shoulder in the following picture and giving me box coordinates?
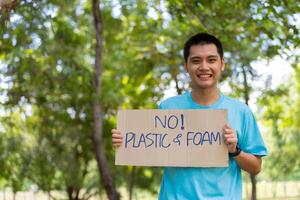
[222,95,251,112]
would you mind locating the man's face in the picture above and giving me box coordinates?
[184,44,224,90]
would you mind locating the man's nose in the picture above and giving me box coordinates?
[198,61,209,70]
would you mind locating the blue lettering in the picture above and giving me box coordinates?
[187,131,194,146]
[152,133,159,147]
[180,114,184,130]
[125,132,135,148]
[193,132,202,145]
[211,131,221,145]
[167,115,178,129]
[155,115,166,128]
[173,133,182,145]
[201,131,211,145]
[132,137,139,148]
[137,133,147,148]
[186,131,222,147]
[124,132,176,148]
[160,133,171,148]
[145,133,154,147]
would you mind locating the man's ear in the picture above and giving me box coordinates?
[221,58,225,71]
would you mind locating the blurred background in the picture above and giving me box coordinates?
[0,0,299,199]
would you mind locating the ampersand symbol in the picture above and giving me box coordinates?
[173,133,182,146]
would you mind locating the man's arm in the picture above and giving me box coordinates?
[223,124,262,175]
[233,152,261,175]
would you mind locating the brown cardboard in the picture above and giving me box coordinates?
[115,109,228,167]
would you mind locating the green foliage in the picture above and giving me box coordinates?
[0,106,42,192]
[1,0,165,198]
[258,64,300,180]
[1,0,102,198]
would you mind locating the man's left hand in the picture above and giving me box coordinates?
[223,124,238,153]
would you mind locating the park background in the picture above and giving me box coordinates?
[0,0,300,199]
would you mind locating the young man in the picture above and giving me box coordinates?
[112,33,268,199]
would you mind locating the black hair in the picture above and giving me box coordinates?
[183,33,224,62]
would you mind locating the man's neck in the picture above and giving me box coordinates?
[191,87,220,106]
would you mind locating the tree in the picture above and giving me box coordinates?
[1,1,103,199]
[258,64,300,180]
[91,0,119,199]
[1,0,164,198]
[0,110,32,200]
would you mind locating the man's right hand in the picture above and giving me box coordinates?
[111,129,123,148]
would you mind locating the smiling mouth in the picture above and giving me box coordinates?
[197,74,212,78]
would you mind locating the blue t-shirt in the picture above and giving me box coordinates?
[158,92,268,200]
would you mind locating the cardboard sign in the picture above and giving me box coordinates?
[115,109,228,167]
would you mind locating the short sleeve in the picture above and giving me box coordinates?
[158,101,167,109]
[240,108,268,157]
[158,102,163,109]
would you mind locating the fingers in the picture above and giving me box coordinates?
[223,124,234,134]
[223,124,231,129]
[224,137,238,145]
[111,128,121,134]
[222,124,238,153]
[111,129,123,148]
[112,129,122,138]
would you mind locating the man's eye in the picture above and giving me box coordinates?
[192,60,200,64]
[208,59,216,63]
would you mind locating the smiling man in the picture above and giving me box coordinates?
[112,33,268,199]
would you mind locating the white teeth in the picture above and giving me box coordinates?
[198,74,211,78]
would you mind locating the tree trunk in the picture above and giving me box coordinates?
[47,191,51,200]
[173,73,182,95]
[0,0,18,16]
[91,0,119,200]
[128,166,136,200]
[241,65,250,105]
[241,65,256,200]
[0,0,17,9]
[250,174,256,200]
[66,187,80,200]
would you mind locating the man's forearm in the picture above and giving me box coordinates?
[234,151,262,175]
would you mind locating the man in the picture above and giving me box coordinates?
[112,33,268,199]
